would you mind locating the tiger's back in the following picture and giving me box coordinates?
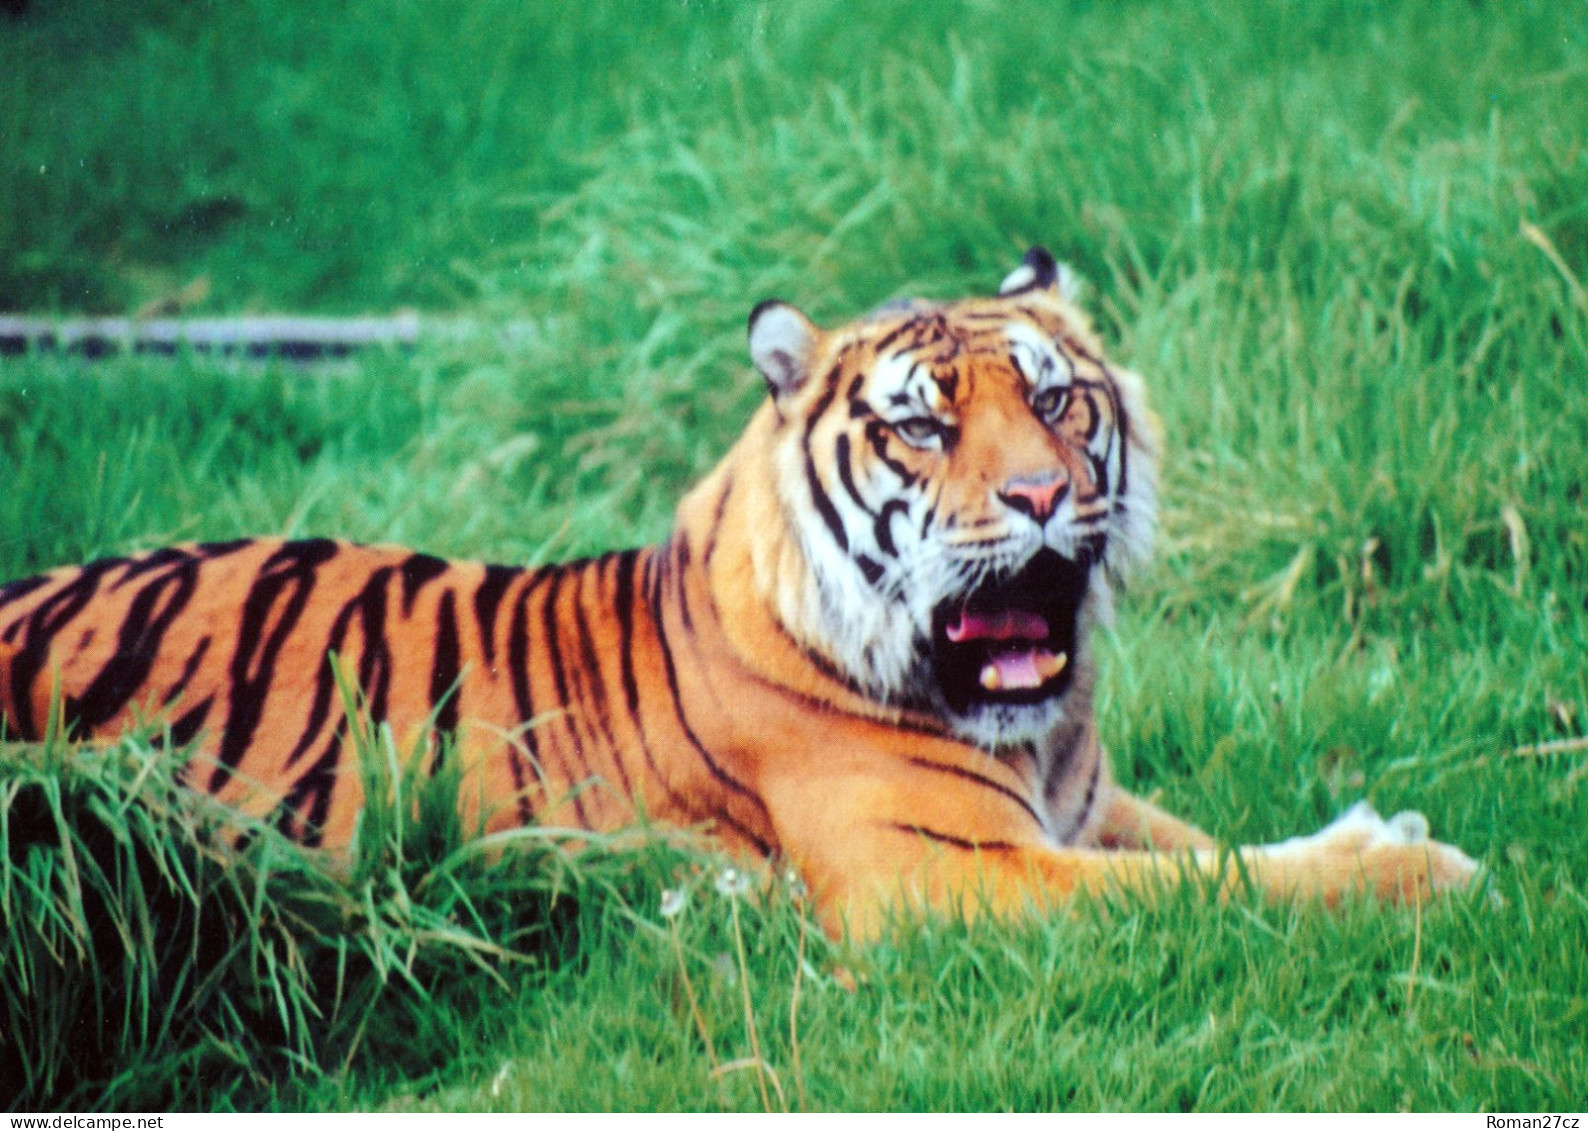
[0,536,775,852]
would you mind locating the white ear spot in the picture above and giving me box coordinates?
[748,300,819,401]
[1053,262,1086,304]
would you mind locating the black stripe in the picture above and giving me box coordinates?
[834,434,876,517]
[846,373,877,420]
[539,566,593,828]
[613,550,643,721]
[0,574,52,644]
[885,822,1018,853]
[873,499,908,557]
[539,568,572,710]
[903,755,1046,832]
[1061,335,1101,365]
[1007,350,1030,387]
[912,313,952,350]
[1086,450,1110,498]
[399,553,450,614]
[908,759,1041,832]
[804,450,849,552]
[1073,754,1103,842]
[279,564,395,772]
[473,564,520,667]
[737,602,871,702]
[161,635,213,707]
[670,539,695,634]
[193,538,256,560]
[1103,365,1130,500]
[650,571,773,852]
[279,717,350,847]
[353,569,394,728]
[1054,753,1104,845]
[614,548,718,832]
[8,557,128,740]
[618,550,689,795]
[506,572,554,825]
[107,545,191,591]
[556,562,624,821]
[1071,379,1106,442]
[209,539,339,791]
[862,419,917,485]
[569,554,632,799]
[873,322,913,352]
[166,696,214,747]
[802,380,849,553]
[429,589,462,741]
[1078,531,1109,567]
[650,623,768,815]
[75,552,202,728]
[712,616,947,733]
[701,475,734,570]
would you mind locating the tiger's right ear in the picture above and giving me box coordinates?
[999,246,1086,304]
[748,299,819,402]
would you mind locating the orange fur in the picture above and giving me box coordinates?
[0,251,1478,936]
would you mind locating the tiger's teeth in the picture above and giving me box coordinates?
[978,651,1069,692]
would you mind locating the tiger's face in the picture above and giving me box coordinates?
[745,249,1159,748]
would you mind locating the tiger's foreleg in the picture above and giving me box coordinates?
[764,775,1480,939]
[1090,782,1217,852]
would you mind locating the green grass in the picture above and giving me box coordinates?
[1,0,1585,1112]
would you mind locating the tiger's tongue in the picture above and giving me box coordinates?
[944,606,1065,692]
[944,607,1049,643]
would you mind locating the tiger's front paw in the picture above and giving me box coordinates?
[1253,801,1481,904]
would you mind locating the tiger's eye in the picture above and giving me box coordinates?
[893,417,945,447]
[1032,388,1069,421]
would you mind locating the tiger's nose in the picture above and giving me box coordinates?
[997,473,1069,524]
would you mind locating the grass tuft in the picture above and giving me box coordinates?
[0,699,687,1110]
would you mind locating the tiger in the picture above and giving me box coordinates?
[0,248,1479,937]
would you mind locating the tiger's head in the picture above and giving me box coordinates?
[727,248,1160,749]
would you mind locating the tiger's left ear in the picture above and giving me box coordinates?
[999,246,1085,303]
[748,299,820,403]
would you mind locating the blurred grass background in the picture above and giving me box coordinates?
[1,0,1584,1112]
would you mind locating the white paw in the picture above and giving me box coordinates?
[1264,802,1435,858]
[1385,809,1429,844]
[1257,801,1483,900]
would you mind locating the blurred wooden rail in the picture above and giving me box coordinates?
[0,313,426,361]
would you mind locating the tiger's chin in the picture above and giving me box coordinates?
[921,548,1093,748]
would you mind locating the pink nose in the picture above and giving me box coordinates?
[998,475,1068,524]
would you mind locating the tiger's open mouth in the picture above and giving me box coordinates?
[929,549,1089,715]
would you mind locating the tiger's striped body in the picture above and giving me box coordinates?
[0,538,781,853]
[0,250,1479,934]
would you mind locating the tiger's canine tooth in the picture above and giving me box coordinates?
[1039,651,1069,681]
